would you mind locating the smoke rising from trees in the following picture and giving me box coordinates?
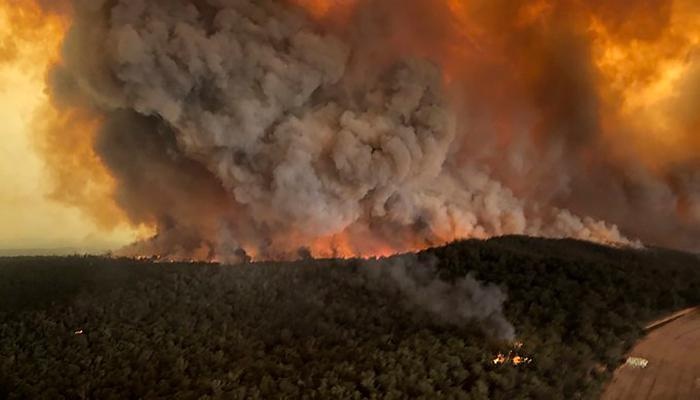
[41,0,654,260]
[363,254,515,340]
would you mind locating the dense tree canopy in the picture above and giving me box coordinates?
[1,236,699,399]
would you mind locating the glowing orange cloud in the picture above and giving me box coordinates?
[591,0,700,170]
[0,0,152,246]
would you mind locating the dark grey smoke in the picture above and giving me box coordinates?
[363,255,515,340]
[46,0,635,261]
[224,255,516,341]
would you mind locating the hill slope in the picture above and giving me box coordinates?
[1,236,699,399]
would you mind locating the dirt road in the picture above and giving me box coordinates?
[601,309,700,400]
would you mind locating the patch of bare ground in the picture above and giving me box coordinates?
[602,309,700,400]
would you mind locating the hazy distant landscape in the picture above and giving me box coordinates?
[2,236,699,399]
[0,248,109,258]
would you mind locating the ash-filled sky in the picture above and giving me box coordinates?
[1,0,700,258]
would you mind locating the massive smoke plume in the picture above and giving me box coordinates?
[25,0,700,258]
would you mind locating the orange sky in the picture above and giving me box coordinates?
[0,5,143,252]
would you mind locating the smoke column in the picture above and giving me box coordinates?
[363,255,516,340]
[18,0,700,259]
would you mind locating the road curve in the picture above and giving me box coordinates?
[601,309,700,400]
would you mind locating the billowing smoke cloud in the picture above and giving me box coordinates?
[34,0,700,258]
[363,255,515,340]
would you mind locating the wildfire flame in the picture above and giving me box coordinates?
[493,341,533,366]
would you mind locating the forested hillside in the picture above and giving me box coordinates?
[1,236,699,399]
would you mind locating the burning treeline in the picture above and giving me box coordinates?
[5,0,700,261]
